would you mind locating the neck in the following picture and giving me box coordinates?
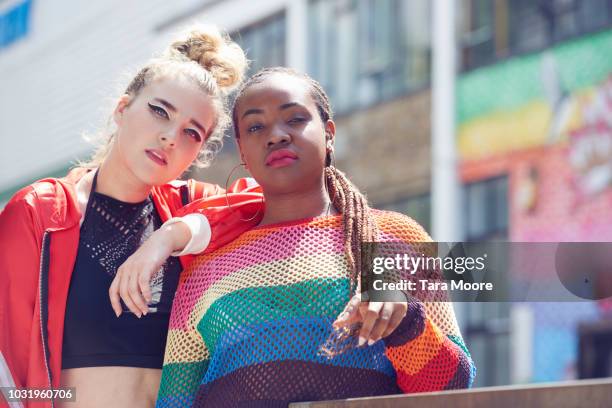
[96,148,151,203]
[259,179,337,226]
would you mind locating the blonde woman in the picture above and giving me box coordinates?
[0,26,248,408]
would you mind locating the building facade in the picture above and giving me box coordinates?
[458,0,612,385]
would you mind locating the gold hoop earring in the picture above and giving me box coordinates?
[224,162,262,222]
[225,162,246,192]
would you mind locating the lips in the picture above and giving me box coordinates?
[145,149,168,166]
[265,148,298,168]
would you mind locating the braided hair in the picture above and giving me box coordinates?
[232,67,377,295]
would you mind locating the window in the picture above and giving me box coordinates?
[224,13,287,150]
[463,176,510,387]
[461,0,612,70]
[508,0,553,54]
[465,176,509,241]
[308,0,431,113]
[460,0,497,69]
[232,12,286,77]
[379,176,508,244]
[577,0,612,31]
[463,301,511,387]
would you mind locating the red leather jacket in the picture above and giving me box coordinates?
[0,168,262,407]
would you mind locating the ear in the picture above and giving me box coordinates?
[113,94,132,126]
[325,120,336,148]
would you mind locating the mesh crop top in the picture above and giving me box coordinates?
[157,210,475,407]
[62,172,182,369]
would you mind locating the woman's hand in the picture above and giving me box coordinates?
[333,294,408,346]
[109,222,190,317]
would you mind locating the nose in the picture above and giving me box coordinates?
[266,125,291,148]
[159,127,179,148]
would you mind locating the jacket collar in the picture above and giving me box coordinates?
[32,167,89,232]
[35,167,184,233]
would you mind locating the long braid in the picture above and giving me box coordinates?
[324,165,377,296]
[233,66,377,296]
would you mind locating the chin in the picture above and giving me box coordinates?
[134,167,174,187]
[261,177,308,195]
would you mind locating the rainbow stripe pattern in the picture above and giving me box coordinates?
[157,210,475,407]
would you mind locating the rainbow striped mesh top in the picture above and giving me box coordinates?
[157,210,475,407]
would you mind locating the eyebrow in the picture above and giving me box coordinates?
[279,102,301,110]
[241,108,264,119]
[241,102,305,119]
[154,97,206,134]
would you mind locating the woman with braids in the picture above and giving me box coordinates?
[126,67,475,407]
[0,25,256,408]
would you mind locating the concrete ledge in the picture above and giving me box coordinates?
[289,378,612,408]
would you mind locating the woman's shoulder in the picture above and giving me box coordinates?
[370,209,432,243]
[20,167,85,203]
[1,183,48,235]
[5,179,63,210]
[1,169,83,227]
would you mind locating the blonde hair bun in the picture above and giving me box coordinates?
[168,25,248,92]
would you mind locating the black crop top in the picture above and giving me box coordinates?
[61,172,182,369]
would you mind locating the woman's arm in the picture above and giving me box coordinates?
[110,185,264,316]
[384,301,475,392]
[0,187,42,393]
[186,176,258,201]
[109,220,192,317]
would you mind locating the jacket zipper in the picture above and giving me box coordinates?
[38,231,54,408]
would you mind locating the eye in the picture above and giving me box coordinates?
[185,128,202,142]
[247,123,264,133]
[288,116,306,125]
[148,103,169,119]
